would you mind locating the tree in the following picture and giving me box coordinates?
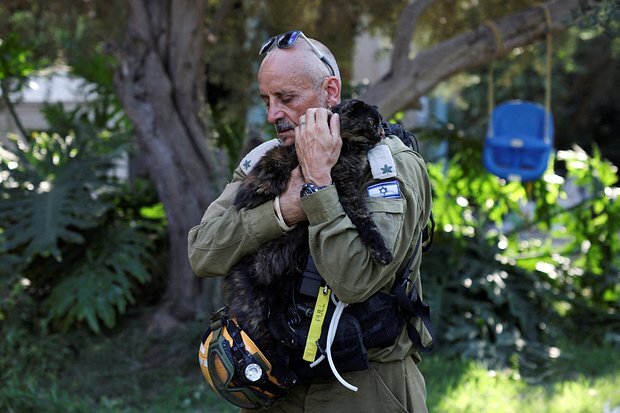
[109,0,599,327]
[359,0,596,114]
[112,0,228,327]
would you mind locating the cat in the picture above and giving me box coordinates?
[222,99,394,385]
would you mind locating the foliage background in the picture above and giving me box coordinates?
[1,0,619,412]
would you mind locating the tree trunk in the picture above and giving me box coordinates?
[110,0,597,327]
[113,0,226,326]
[360,0,598,116]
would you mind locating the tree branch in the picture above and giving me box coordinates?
[0,79,29,144]
[391,0,437,74]
[361,0,599,117]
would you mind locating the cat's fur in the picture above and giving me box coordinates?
[222,99,393,384]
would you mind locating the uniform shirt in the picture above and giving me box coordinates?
[188,134,433,362]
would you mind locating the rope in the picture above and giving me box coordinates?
[485,20,505,57]
[484,20,505,128]
[535,2,553,141]
[485,4,554,141]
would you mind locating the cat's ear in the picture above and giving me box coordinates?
[372,105,383,122]
[351,99,365,109]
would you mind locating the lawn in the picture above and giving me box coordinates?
[1,315,618,413]
[422,344,620,413]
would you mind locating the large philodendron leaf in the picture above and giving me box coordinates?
[2,177,101,259]
[43,224,154,333]
[0,131,122,261]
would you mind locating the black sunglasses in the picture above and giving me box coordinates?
[259,30,335,77]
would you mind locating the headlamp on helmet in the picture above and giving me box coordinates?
[198,306,295,410]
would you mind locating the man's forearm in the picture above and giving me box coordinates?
[188,180,283,277]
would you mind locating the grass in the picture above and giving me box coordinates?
[1,312,619,413]
[422,342,620,413]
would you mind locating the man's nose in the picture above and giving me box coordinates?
[266,101,284,124]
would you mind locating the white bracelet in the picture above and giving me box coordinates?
[273,196,297,232]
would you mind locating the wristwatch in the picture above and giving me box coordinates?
[300,182,330,198]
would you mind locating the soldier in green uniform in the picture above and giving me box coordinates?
[188,31,433,412]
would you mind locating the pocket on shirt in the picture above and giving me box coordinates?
[365,197,405,251]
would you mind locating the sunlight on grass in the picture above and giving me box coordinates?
[432,367,527,413]
[544,377,620,413]
[425,359,620,413]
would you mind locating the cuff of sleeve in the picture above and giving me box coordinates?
[244,200,284,243]
[300,185,345,226]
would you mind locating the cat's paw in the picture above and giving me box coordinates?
[372,249,393,265]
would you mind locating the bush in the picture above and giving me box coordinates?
[421,142,620,374]
[0,85,166,334]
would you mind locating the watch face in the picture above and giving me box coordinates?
[300,183,315,197]
[300,183,325,197]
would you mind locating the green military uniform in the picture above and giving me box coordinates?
[188,135,433,413]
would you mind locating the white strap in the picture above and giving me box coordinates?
[309,295,359,392]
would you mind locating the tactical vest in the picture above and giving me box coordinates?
[271,123,435,382]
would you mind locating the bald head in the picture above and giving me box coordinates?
[259,36,340,86]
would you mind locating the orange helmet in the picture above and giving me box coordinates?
[198,306,295,410]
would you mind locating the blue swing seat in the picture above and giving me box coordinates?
[483,100,554,182]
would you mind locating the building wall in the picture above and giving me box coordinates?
[0,67,87,143]
[351,31,433,131]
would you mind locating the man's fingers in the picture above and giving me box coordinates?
[304,108,317,128]
[330,113,340,140]
[314,108,330,128]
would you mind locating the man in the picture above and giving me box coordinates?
[188,31,433,412]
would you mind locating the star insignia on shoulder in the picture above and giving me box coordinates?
[381,164,393,174]
[243,159,251,170]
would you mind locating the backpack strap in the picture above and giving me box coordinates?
[393,234,435,352]
[381,121,420,152]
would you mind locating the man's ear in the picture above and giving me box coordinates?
[323,76,341,108]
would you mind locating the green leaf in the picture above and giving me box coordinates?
[0,130,124,261]
[42,225,154,334]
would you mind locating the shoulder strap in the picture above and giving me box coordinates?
[422,214,435,253]
[381,121,420,152]
[393,234,435,352]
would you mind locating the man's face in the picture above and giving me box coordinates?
[258,54,327,145]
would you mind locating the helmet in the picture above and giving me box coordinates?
[198,306,295,410]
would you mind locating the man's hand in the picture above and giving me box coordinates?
[279,166,306,225]
[295,108,342,186]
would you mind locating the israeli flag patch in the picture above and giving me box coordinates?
[367,180,401,199]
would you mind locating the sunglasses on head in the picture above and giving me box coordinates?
[259,30,335,77]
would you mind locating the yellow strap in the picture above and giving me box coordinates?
[303,286,331,362]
